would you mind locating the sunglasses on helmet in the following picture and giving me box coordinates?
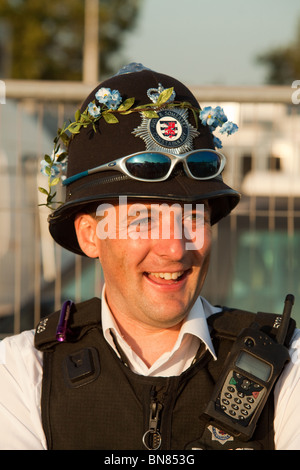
[63,149,226,186]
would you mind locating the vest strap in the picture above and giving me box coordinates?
[208,307,296,347]
[35,297,101,351]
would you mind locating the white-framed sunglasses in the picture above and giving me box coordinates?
[63,149,226,186]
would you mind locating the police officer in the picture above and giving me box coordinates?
[0,64,300,450]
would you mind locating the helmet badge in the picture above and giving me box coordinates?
[132,84,199,154]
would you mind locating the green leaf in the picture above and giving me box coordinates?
[103,112,119,124]
[68,123,82,134]
[156,87,174,106]
[60,132,70,146]
[118,97,135,112]
[49,177,60,187]
[80,113,91,123]
[38,187,49,195]
[58,123,68,135]
[45,166,51,176]
[44,154,52,164]
[141,110,160,119]
[75,109,81,122]
[56,151,68,162]
[191,108,199,128]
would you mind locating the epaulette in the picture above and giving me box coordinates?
[208,307,296,347]
[34,297,101,351]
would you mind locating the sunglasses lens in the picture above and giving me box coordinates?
[187,151,221,178]
[125,153,171,180]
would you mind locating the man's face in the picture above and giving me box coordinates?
[88,200,212,330]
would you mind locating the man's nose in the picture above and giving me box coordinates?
[151,220,187,260]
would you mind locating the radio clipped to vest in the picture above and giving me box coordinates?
[203,294,295,441]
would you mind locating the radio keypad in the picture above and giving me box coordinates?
[218,371,266,424]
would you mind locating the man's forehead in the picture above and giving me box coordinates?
[110,198,210,209]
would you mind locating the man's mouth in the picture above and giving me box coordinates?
[147,271,185,280]
[144,270,189,286]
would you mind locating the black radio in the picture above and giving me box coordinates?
[204,294,295,441]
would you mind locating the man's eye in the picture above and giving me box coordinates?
[133,217,150,226]
[184,213,202,222]
[128,217,152,231]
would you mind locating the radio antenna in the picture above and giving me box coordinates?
[277,294,295,345]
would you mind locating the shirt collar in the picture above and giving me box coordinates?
[101,284,218,361]
[178,296,218,360]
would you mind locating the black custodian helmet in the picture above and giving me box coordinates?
[46,63,240,255]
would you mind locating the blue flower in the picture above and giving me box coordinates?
[213,135,223,149]
[40,149,67,180]
[87,101,101,118]
[213,106,228,126]
[40,159,50,176]
[200,106,228,129]
[199,105,238,149]
[95,87,122,110]
[40,159,60,178]
[106,89,122,110]
[199,106,213,126]
[219,121,239,136]
[95,87,112,104]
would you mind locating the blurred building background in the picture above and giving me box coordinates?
[0,0,300,336]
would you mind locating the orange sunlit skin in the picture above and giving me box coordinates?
[74,201,211,366]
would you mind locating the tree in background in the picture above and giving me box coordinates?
[257,18,300,85]
[0,0,141,80]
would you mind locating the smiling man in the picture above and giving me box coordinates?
[75,199,211,370]
[1,64,300,450]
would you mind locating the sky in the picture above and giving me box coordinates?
[119,0,300,86]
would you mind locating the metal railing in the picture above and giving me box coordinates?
[5,79,295,103]
[0,80,299,337]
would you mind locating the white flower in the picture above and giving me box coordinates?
[95,87,113,104]
[88,101,101,118]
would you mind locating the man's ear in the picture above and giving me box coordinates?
[74,213,99,258]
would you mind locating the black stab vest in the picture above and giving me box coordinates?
[34,298,295,450]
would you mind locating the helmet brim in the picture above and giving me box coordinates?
[49,171,240,255]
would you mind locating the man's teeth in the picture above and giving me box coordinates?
[149,271,184,280]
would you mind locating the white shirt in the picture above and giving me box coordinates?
[0,294,300,450]
[102,294,218,376]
